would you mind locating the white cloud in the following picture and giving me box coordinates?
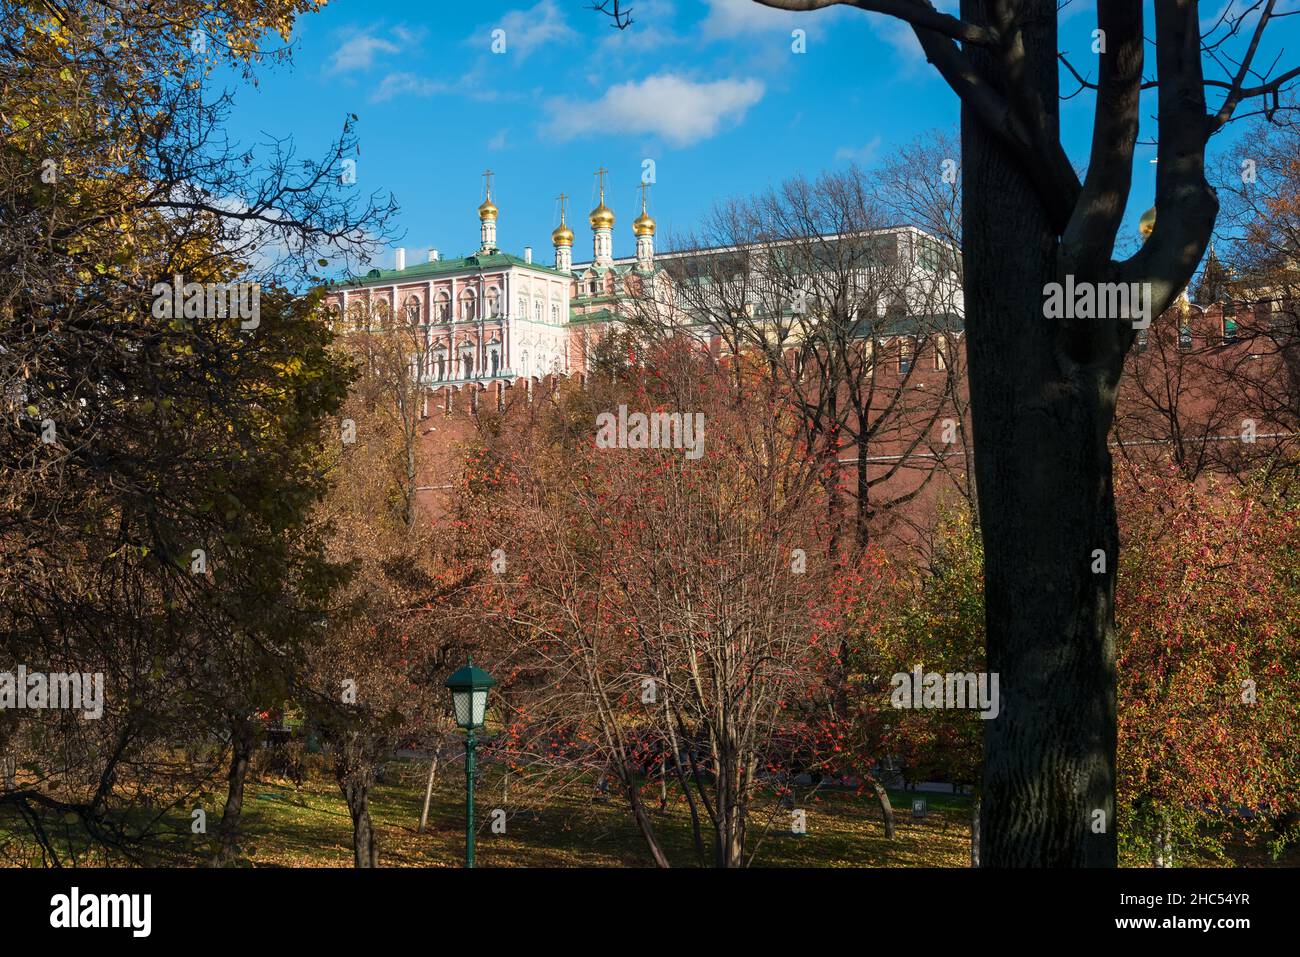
[700,0,806,38]
[546,73,764,146]
[488,129,509,150]
[326,34,401,75]
[835,135,881,165]
[488,0,576,60]
[370,72,445,103]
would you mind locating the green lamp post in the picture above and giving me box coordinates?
[444,657,496,868]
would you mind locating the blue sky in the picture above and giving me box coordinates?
[217,0,1300,271]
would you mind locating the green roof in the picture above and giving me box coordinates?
[570,308,619,324]
[849,312,965,338]
[333,251,569,286]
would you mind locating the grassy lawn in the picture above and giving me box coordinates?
[2,757,1295,867]
[213,761,974,868]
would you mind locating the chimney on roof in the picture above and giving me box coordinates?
[428,248,439,262]
[394,247,406,271]
[524,246,533,264]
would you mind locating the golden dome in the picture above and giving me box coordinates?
[552,219,574,247]
[1138,206,1156,240]
[633,208,655,237]
[478,197,498,222]
[589,201,614,231]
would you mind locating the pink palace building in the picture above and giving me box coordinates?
[322,168,662,393]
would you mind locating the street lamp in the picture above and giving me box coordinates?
[445,656,496,868]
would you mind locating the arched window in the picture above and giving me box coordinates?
[533,297,543,323]
[434,292,451,323]
[488,340,501,376]
[487,286,502,317]
[898,337,913,374]
[404,295,421,324]
[1223,301,1238,341]
[517,294,527,318]
[459,345,475,379]
[461,292,477,322]
[551,301,560,324]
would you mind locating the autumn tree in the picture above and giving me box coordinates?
[1115,463,1300,865]
[744,0,1300,865]
[640,166,962,554]
[0,0,392,862]
[453,341,848,867]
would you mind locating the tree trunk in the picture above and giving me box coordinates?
[404,437,417,529]
[211,714,255,867]
[971,794,981,867]
[855,440,871,551]
[1153,815,1173,868]
[963,0,1119,867]
[717,814,745,868]
[870,775,895,839]
[417,748,440,834]
[715,761,747,868]
[341,774,379,867]
[336,733,379,868]
[626,779,671,868]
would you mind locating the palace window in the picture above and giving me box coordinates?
[1178,325,1193,351]
[898,337,913,374]
[534,297,544,323]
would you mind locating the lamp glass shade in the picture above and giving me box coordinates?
[445,659,496,730]
[452,688,473,728]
